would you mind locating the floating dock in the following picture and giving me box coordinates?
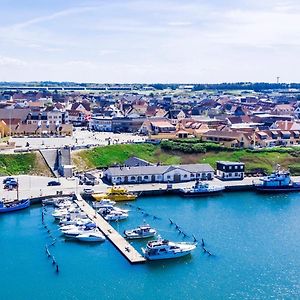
[74,194,146,264]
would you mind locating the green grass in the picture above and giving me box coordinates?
[0,152,52,176]
[198,150,292,173]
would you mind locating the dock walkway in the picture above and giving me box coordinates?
[74,194,146,264]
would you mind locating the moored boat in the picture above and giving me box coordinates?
[104,210,128,221]
[142,237,197,260]
[75,231,106,242]
[254,167,300,192]
[124,224,156,239]
[0,199,30,213]
[179,180,224,197]
[92,186,137,202]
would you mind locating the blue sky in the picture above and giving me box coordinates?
[0,0,299,83]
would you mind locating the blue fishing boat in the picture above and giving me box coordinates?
[0,199,30,213]
[254,166,300,193]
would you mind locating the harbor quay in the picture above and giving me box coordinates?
[2,174,300,203]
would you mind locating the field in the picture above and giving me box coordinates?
[72,143,300,174]
[0,151,52,176]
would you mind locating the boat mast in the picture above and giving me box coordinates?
[16,178,19,201]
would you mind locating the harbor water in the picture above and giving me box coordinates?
[1,192,300,299]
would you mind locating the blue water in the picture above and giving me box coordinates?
[1,192,300,299]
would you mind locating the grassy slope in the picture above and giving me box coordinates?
[73,143,300,174]
[0,152,52,176]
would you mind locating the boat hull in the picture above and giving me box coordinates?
[254,186,300,193]
[181,190,224,197]
[0,199,30,213]
[142,249,193,260]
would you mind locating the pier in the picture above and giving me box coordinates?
[74,194,146,264]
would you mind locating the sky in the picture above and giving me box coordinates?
[0,0,300,83]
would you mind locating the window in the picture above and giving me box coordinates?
[235,173,238,176]
[235,166,238,169]
[229,166,232,170]
[240,166,243,169]
[144,175,149,180]
[183,174,188,178]
[167,175,171,179]
[130,176,135,180]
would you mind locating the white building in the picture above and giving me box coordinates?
[104,163,214,185]
[89,116,113,132]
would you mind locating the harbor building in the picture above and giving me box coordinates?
[103,163,214,185]
[216,161,245,180]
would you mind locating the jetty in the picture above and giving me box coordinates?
[74,194,146,264]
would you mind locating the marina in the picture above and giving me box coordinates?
[1,191,300,299]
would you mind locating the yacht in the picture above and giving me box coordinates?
[124,224,156,239]
[92,199,116,209]
[104,210,128,221]
[254,167,300,192]
[142,238,197,260]
[59,217,90,226]
[75,231,106,242]
[62,223,97,238]
[92,186,137,202]
[179,180,224,197]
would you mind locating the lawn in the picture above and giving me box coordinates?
[73,143,300,174]
[0,152,52,176]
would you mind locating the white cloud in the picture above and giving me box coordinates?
[0,56,27,67]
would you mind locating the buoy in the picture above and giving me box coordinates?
[56,265,59,273]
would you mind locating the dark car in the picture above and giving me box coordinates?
[4,180,18,189]
[47,181,61,186]
[3,177,15,184]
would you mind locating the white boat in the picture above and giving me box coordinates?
[59,217,90,226]
[142,238,197,260]
[63,224,97,238]
[104,210,128,221]
[124,224,156,239]
[92,199,116,209]
[179,181,224,197]
[75,231,106,242]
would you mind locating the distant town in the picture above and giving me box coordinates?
[1,82,300,150]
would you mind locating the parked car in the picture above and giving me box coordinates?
[4,180,18,189]
[3,177,15,184]
[85,179,94,186]
[47,181,61,186]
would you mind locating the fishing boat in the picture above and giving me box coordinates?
[254,166,300,192]
[142,237,197,260]
[75,231,106,242]
[179,180,224,197]
[124,224,156,239]
[92,186,137,202]
[0,199,30,213]
[104,210,128,221]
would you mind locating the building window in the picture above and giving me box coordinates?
[130,176,135,180]
[144,175,149,180]
[167,175,171,179]
[183,174,188,178]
